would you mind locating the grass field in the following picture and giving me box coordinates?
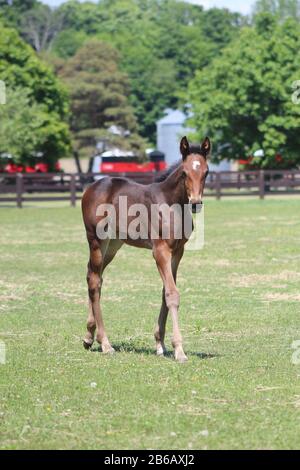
[0,198,300,450]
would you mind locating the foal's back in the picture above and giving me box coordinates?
[82,175,159,231]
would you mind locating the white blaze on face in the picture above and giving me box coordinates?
[192,161,201,171]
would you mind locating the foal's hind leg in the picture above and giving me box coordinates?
[84,239,122,353]
[84,239,114,354]
[154,288,168,356]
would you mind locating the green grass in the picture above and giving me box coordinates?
[0,199,300,450]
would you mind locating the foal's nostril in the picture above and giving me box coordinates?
[192,202,203,214]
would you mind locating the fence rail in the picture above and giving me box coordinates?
[0,170,300,207]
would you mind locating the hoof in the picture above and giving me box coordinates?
[83,339,93,350]
[156,346,166,357]
[102,345,115,355]
[175,352,188,363]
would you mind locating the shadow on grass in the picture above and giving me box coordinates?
[91,342,220,360]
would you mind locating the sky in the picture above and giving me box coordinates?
[42,0,254,15]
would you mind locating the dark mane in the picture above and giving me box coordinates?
[154,145,204,183]
[189,144,203,155]
[155,161,181,182]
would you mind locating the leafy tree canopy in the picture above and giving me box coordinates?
[20,3,66,53]
[0,87,69,167]
[187,15,300,168]
[0,0,38,27]
[253,0,300,21]
[0,0,245,144]
[53,0,244,142]
[59,39,146,157]
[52,29,88,59]
[0,22,70,165]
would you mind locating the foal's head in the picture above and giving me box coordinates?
[180,136,211,207]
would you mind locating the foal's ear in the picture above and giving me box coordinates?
[200,137,211,159]
[180,136,190,160]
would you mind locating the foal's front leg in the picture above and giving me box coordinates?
[154,249,183,357]
[153,242,187,363]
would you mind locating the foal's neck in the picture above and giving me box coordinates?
[161,163,188,206]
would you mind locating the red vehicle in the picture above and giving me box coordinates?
[90,150,166,176]
[2,161,61,174]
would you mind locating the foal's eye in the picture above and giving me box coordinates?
[182,171,187,179]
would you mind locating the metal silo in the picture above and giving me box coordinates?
[157,109,188,166]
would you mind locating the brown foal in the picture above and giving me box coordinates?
[81,136,210,362]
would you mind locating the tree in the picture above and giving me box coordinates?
[0,22,70,166]
[52,0,244,142]
[0,0,36,9]
[202,8,247,58]
[0,87,69,168]
[52,29,88,59]
[126,52,178,141]
[57,0,104,34]
[253,0,300,20]
[59,39,145,157]
[91,0,208,140]
[20,3,66,52]
[2,1,246,143]
[0,0,38,27]
[187,15,300,168]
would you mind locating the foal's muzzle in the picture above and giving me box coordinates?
[191,201,203,214]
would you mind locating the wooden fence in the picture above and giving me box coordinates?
[0,170,300,207]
